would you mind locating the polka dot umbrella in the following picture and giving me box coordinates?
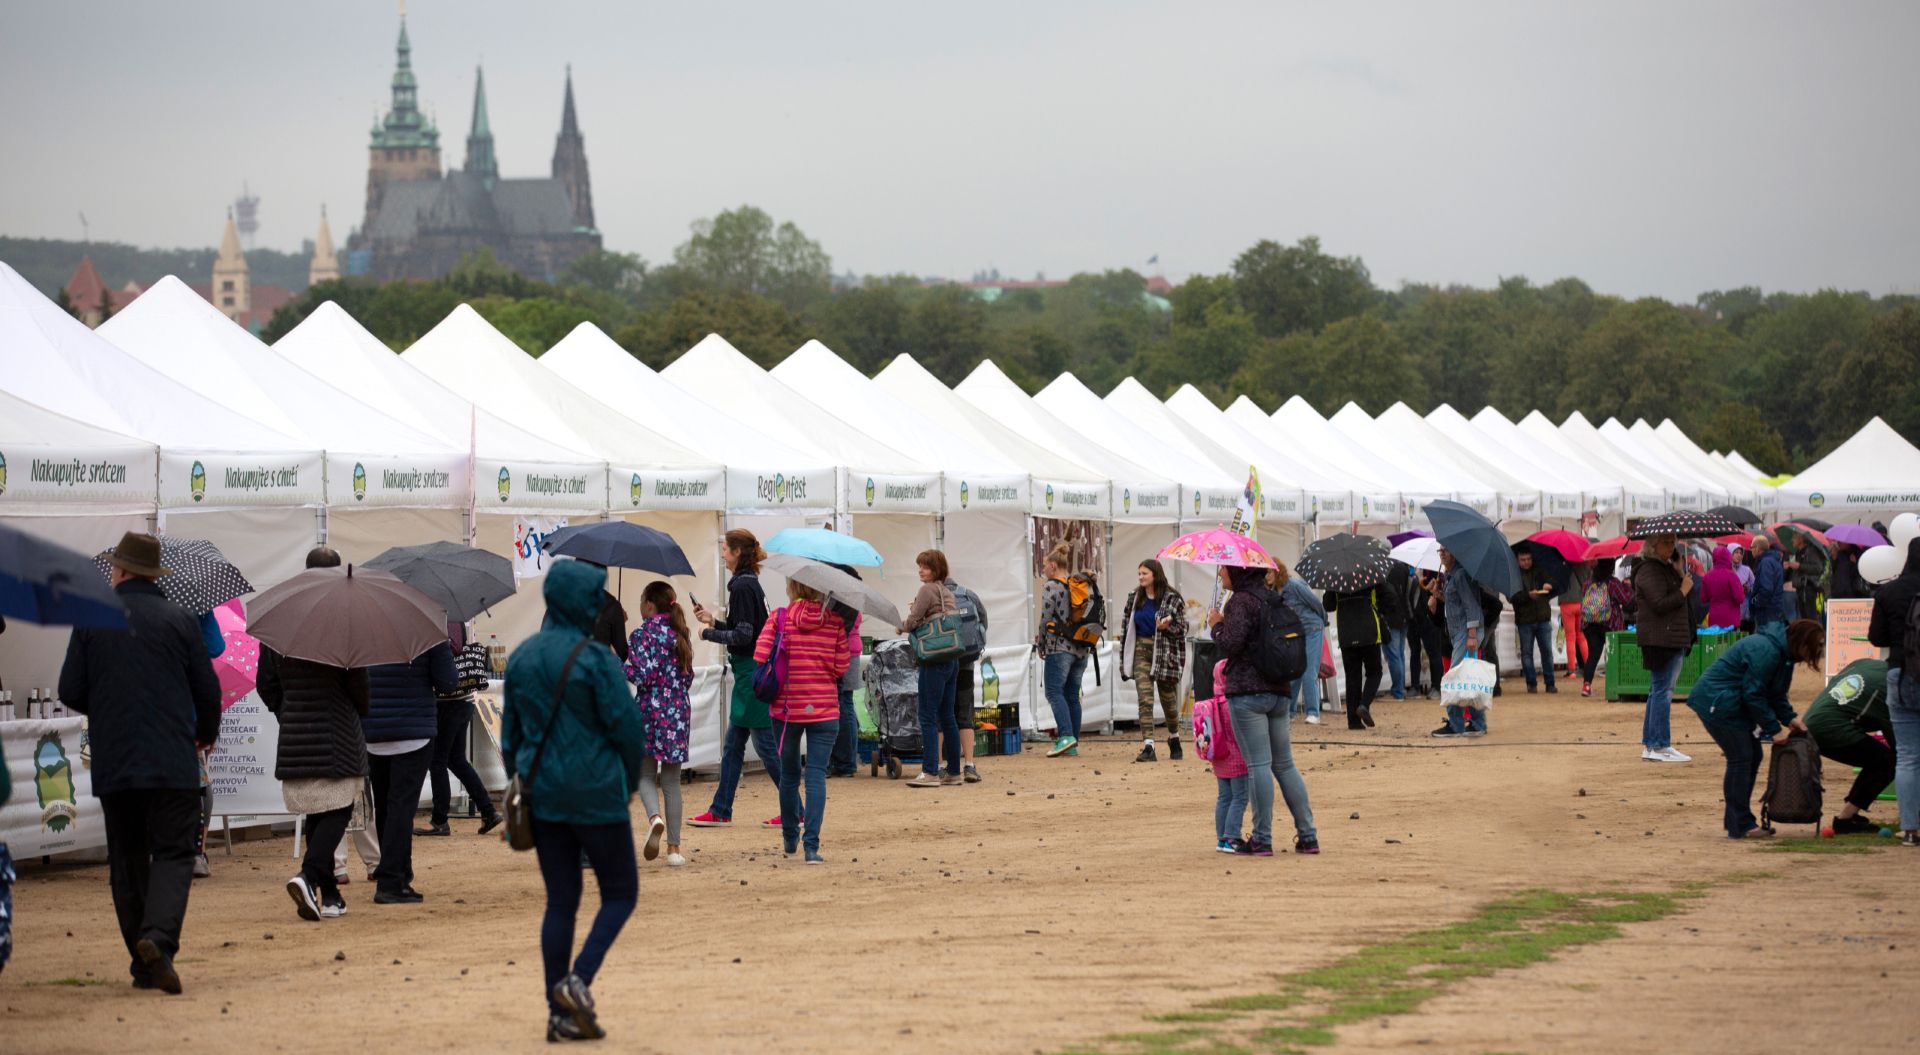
[1294,532,1397,592]
[1626,510,1743,540]
[93,535,252,614]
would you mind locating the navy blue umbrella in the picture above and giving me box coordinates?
[1423,500,1522,599]
[1511,540,1572,596]
[0,521,129,629]
[542,520,694,576]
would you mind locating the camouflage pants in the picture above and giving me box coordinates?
[1132,648,1180,736]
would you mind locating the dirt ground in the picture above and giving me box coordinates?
[5,675,1916,1055]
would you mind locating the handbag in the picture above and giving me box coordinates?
[503,638,591,852]
[752,609,788,704]
[911,610,968,663]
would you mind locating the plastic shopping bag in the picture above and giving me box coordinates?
[1441,658,1497,711]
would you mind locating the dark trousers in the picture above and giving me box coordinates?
[1823,736,1896,812]
[828,689,859,774]
[301,806,352,903]
[1407,621,1445,691]
[99,788,199,981]
[429,700,495,825]
[368,745,432,894]
[1341,643,1381,723]
[1579,625,1610,684]
[917,659,960,776]
[1702,719,1764,836]
[531,818,637,1015]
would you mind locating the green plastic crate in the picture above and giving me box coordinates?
[1604,632,1648,700]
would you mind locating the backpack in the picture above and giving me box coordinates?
[1580,580,1614,627]
[1758,731,1823,829]
[1248,587,1309,687]
[1052,574,1106,647]
[948,581,988,661]
[1904,595,1920,677]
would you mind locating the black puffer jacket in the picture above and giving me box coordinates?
[259,649,371,780]
[1869,538,1920,665]
[1633,554,1696,652]
[364,641,458,744]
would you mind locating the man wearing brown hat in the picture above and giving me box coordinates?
[58,532,222,994]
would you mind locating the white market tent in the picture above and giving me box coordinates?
[1643,419,1774,512]
[1105,378,1311,535]
[1720,450,1770,481]
[1262,396,1446,516]
[0,388,157,517]
[1427,404,1616,527]
[1330,402,1518,522]
[540,325,836,515]
[1776,417,1920,519]
[1472,408,1634,531]
[1513,410,1667,518]
[1556,411,1694,514]
[1594,417,1726,510]
[1036,373,1242,522]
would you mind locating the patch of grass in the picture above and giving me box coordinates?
[30,976,108,987]
[1063,886,1701,1055]
[1757,838,1880,854]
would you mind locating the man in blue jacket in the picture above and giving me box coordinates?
[1748,535,1786,629]
[364,638,458,903]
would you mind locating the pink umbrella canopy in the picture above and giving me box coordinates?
[212,598,259,710]
[1526,529,1593,562]
[1158,528,1277,569]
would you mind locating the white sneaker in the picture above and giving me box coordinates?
[320,900,348,919]
[1657,747,1692,763]
[1304,715,1322,725]
[665,852,687,868]
[1641,748,1663,761]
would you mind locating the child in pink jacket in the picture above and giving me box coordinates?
[1192,660,1249,852]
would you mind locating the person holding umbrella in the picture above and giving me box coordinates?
[1298,533,1397,729]
[756,578,853,861]
[690,529,777,829]
[1207,562,1319,857]
[258,635,370,922]
[1633,532,1695,764]
[1785,530,1828,622]
[625,582,695,867]
[58,533,223,994]
[1432,547,1487,737]
[1510,549,1558,694]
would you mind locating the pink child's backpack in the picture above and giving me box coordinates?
[1190,661,1246,777]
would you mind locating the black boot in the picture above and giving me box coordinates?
[1167,736,1183,761]
[1133,742,1157,763]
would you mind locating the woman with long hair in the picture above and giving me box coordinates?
[1121,558,1187,762]
[1577,558,1634,697]
[1208,563,1318,856]
[1274,558,1328,723]
[1684,619,1822,838]
[690,529,778,829]
[1037,543,1092,757]
[625,581,695,867]
[903,550,963,788]
[755,580,852,863]
[1633,534,1695,763]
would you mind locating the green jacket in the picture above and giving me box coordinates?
[501,560,648,826]
[1511,565,1555,625]
[1804,659,1893,752]
[1685,621,1798,737]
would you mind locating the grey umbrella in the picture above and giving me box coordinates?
[763,553,903,628]
[364,541,516,622]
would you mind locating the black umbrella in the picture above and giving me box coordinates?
[1627,510,1741,540]
[542,521,694,576]
[1423,500,1522,598]
[1790,517,1833,532]
[1707,504,1761,527]
[1294,533,1396,592]
[1,521,128,629]
[364,541,516,622]
[92,535,251,614]
[1511,540,1572,596]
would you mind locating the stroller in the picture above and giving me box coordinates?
[862,638,923,779]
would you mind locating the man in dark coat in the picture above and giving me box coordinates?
[1380,562,1411,700]
[1749,535,1786,628]
[363,642,458,903]
[58,532,221,994]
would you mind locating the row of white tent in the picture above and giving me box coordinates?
[6,259,1919,748]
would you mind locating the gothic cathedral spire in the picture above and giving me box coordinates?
[552,65,595,232]
[467,66,498,187]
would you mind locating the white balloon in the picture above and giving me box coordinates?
[1859,545,1904,586]
[1890,512,1920,549]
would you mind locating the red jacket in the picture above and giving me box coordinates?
[754,600,851,723]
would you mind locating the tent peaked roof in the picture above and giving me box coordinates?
[1430,403,1616,497]
[1167,384,1367,497]
[0,261,311,453]
[1779,417,1920,511]
[404,304,714,469]
[1035,373,1236,490]
[101,276,455,457]
[771,340,1020,474]
[1723,450,1768,480]
[1110,378,1314,492]
[1261,393,1422,495]
[273,300,594,464]
[954,361,1170,487]
[872,354,1101,483]
[662,334,923,472]
[543,323,826,471]
[1596,417,1726,505]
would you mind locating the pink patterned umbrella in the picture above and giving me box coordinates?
[212,598,260,710]
[1158,528,1277,569]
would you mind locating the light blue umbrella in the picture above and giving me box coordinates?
[764,528,883,567]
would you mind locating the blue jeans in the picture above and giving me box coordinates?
[1889,668,1920,832]
[1225,692,1317,847]
[1384,627,1407,699]
[1214,775,1250,842]
[1043,651,1087,740]
[531,818,637,1014]
[708,724,778,820]
[829,689,858,773]
[774,719,838,853]
[1643,649,1686,750]
[1516,621,1555,689]
[1444,626,1486,733]
[917,660,960,775]
[1699,718,1763,837]
[1290,627,1324,717]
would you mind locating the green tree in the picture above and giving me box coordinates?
[54,285,77,319]
[672,206,831,312]
[559,249,647,297]
[1396,286,1508,412]
[613,290,806,369]
[1302,315,1424,413]
[447,247,539,300]
[1695,401,1790,475]
[1229,236,1375,338]
[469,295,600,356]
[813,283,910,374]
[1735,289,1873,455]
[1819,305,1920,461]
[1561,298,1723,427]
[906,285,992,382]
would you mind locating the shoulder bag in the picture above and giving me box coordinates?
[503,638,591,852]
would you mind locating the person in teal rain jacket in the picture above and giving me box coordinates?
[502,559,650,1043]
[1684,618,1824,839]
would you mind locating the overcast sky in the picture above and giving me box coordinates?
[3,1,1916,299]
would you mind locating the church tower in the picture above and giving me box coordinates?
[365,16,442,233]
[213,210,250,322]
[309,206,340,285]
[551,67,595,231]
[465,66,498,188]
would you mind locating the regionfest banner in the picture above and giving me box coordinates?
[160,450,326,508]
[1,717,107,858]
[206,691,289,817]
[327,453,468,509]
[0,442,157,512]
[722,466,837,513]
[477,457,608,514]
